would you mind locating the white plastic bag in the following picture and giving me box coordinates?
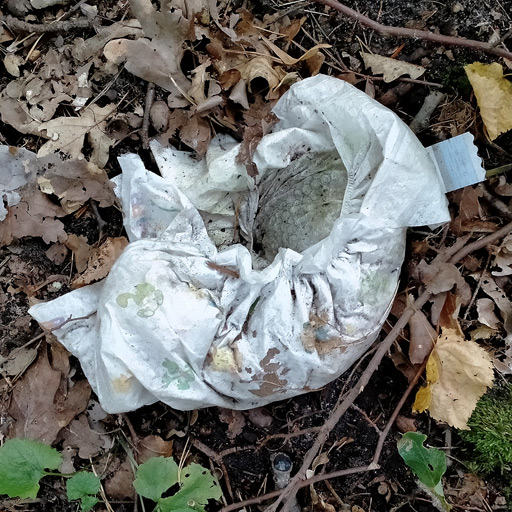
[29,75,450,412]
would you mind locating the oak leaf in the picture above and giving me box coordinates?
[37,104,116,167]
[362,52,425,82]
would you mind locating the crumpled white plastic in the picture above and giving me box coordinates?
[29,75,450,413]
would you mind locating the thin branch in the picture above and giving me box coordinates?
[310,0,512,61]
[4,15,92,33]
[141,82,155,150]
[221,221,512,512]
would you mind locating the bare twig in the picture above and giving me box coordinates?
[4,15,93,33]
[222,221,512,512]
[191,439,234,500]
[141,82,155,150]
[370,358,428,467]
[309,0,512,61]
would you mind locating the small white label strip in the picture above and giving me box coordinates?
[426,132,486,193]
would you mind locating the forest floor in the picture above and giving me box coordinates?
[1,0,512,511]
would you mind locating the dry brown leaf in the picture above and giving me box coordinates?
[465,62,512,140]
[104,470,135,502]
[138,435,174,463]
[261,36,330,66]
[246,407,273,428]
[408,310,436,364]
[0,184,67,246]
[419,260,471,305]
[0,346,38,378]
[219,408,246,439]
[103,0,191,96]
[38,157,117,213]
[72,19,142,62]
[60,414,110,459]
[362,52,425,82]
[66,234,93,273]
[38,104,116,166]
[395,415,417,433]
[9,348,91,443]
[104,458,135,499]
[179,114,211,155]
[478,271,512,337]
[72,236,129,288]
[413,328,494,429]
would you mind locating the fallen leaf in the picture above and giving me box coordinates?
[476,298,501,329]
[60,414,109,459]
[246,407,273,428]
[464,62,512,140]
[219,408,246,439]
[71,236,128,289]
[138,435,174,463]
[408,310,437,364]
[419,260,471,305]
[40,157,117,213]
[104,458,135,499]
[492,233,512,276]
[362,52,425,82]
[66,234,93,273]
[478,271,512,336]
[37,104,116,166]
[9,348,91,443]
[103,0,191,96]
[413,328,494,429]
[0,346,38,378]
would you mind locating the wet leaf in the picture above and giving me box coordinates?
[465,62,512,140]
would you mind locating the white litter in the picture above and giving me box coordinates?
[29,75,450,413]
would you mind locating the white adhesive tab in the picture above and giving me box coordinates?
[427,133,486,193]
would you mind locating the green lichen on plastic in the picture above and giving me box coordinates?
[459,384,512,475]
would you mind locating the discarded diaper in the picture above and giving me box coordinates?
[29,75,450,413]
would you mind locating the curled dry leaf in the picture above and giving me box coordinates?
[413,328,494,429]
[362,52,425,82]
[465,62,512,140]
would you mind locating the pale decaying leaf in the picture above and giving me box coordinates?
[465,62,512,140]
[103,0,190,95]
[362,52,425,82]
[413,328,494,430]
[38,104,116,166]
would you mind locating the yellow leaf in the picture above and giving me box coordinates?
[464,62,512,140]
[412,385,431,413]
[415,328,494,430]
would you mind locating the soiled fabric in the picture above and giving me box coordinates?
[30,75,449,412]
